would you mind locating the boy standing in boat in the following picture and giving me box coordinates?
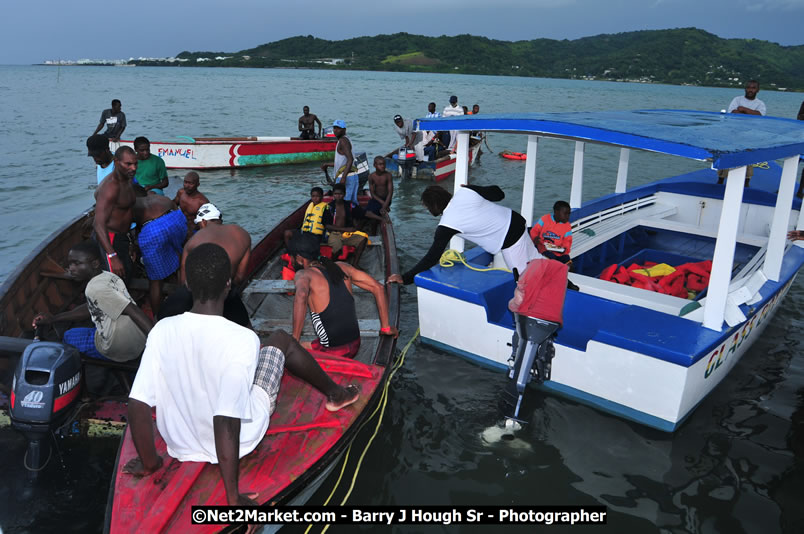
[123,243,360,507]
[87,134,115,185]
[363,156,393,226]
[320,120,358,206]
[173,171,209,238]
[289,232,398,359]
[133,137,169,195]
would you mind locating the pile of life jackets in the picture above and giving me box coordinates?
[599,260,712,299]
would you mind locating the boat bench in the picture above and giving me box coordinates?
[252,317,381,338]
[242,279,383,296]
[571,201,678,257]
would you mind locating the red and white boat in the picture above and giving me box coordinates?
[119,136,337,170]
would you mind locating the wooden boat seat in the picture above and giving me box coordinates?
[572,201,678,257]
[251,317,381,338]
[242,279,384,295]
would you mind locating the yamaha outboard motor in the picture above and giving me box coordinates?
[9,341,82,472]
[500,259,569,423]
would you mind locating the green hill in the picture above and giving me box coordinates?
[137,29,803,90]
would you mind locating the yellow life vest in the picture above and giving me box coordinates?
[302,202,327,235]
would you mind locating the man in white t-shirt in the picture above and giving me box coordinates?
[718,80,766,187]
[393,114,424,162]
[387,184,540,285]
[123,243,360,506]
[442,95,464,151]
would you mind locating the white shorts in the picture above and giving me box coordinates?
[501,231,540,276]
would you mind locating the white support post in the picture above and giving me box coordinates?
[764,156,799,280]
[570,141,585,209]
[450,131,471,252]
[520,135,539,227]
[615,148,630,194]
[703,166,746,331]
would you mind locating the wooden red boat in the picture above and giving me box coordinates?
[103,199,400,532]
[383,136,482,181]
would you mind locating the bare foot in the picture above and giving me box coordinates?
[326,384,360,412]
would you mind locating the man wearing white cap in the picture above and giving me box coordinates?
[158,203,253,326]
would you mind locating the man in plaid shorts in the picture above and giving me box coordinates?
[124,243,359,507]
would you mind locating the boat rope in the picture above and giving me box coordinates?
[483,134,495,154]
[307,327,420,534]
[439,249,511,273]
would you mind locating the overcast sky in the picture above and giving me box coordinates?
[1,0,802,64]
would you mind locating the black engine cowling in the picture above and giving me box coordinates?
[10,341,82,471]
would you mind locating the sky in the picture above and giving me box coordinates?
[1,0,802,64]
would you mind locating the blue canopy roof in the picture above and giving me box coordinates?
[415,110,804,169]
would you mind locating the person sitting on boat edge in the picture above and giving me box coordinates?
[283,187,327,248]
[393,114,424,163]
[322,183,368,267]
[320,119,359,206]
[132,186,187,318]
[133,137,169,195]
[32,240,152,362]
[173,171,210,239]
[387,184,540,285]
[94,145,138,282]
[289,232,398,359]
[87,134,115,185]
[158,203,252,327]
[362,156,393,228]
[298,105,322,140]
[92,98,126,143]
[122,243,360,507]
[530,201,573,265]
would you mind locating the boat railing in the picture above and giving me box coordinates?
[572,195,660,234]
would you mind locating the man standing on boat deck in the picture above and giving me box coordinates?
[387,184,540,285]
[87,134,115,185]
[320,120,358,206]
[423,102,442,161]
[289,232,398,359]
[717,80,766,187]
[133,137,169,195]
[94,146,138,281]
[442,95,464,152]
[93,99,126,143]
[123,243,360,508]
[173,172,210,238]
[133,187,186,317]
[158,203,252,327]
[298,106,322,139]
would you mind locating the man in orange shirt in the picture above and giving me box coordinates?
[530,201,572,264]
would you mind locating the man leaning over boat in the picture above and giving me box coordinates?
[289,232,398,359]
[123,243,360,508]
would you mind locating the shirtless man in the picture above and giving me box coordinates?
[289,232,398,359]
[363,156,393,226]
[298,106,322,140]
[158,203,252,326]
[133,189,186,316]
[94,146,138,281]
[173,172,209,238]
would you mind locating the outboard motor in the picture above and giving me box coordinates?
[10,341,82,472]
[500,259,569,423]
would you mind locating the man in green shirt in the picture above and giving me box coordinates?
[134,136,169,195]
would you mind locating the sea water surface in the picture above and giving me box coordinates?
[0,65,802,533]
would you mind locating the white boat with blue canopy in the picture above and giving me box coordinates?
[412,110,804,432]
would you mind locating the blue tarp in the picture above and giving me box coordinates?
[415,110,804,170]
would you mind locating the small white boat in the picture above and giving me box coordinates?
[411,110,804,432]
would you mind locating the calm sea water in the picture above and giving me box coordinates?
[0,66,802,533]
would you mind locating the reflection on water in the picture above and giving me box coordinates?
[1,66,803,533]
